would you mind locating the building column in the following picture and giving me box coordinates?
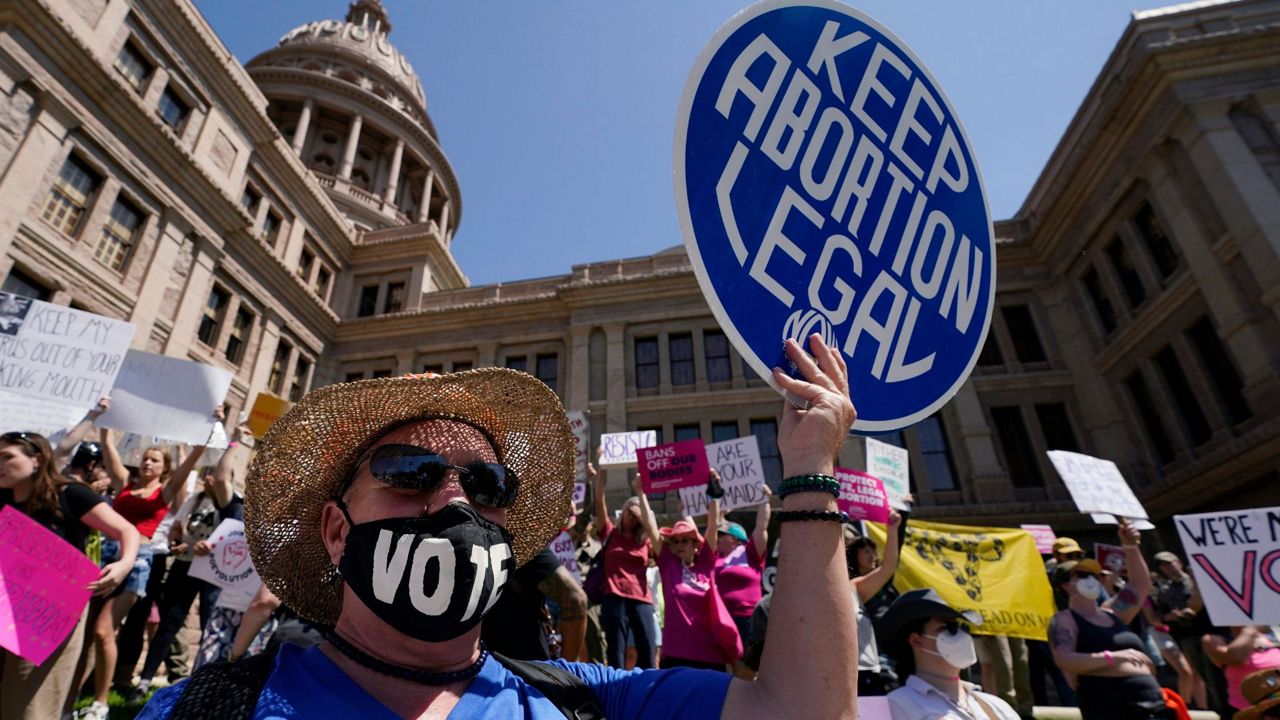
[0,102,72,262]
[211,293,242,359]
[949,382,1011,503]
[127,214,188,348]
[382,139,404,204]
[164,238,221,357]
[603,323,627,490]
[394,350,416,376]
[568,325,591,412]
[438,198,451,238]
[475,341,497,368]
[338,113,363,181]
[416,169,434,224]
[291,98,314,156]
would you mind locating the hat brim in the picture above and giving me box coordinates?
[1235,697,1280,720]
[244,368,575,625]
[876,597,983,650]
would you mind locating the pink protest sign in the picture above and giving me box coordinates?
[637,439,709,494]
[1096,543,1127,574]
[1021,524,1058,555]
[0,505,100,665]
[835,468,890,524]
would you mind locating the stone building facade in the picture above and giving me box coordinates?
[1,0,1277,537]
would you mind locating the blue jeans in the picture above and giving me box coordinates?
[100,539,153,598]
[601,594,657,669]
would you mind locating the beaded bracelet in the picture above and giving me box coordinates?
[777,474,841,499]
[776,510,850,524]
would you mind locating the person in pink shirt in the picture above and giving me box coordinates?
[712,481,771,658]
[1204,625,1280,713]
[590,461,660,668]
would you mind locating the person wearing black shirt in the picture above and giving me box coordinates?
[482,547,588,661]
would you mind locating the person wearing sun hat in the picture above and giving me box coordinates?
[138,334,861,719]
[1236,668,1280,719]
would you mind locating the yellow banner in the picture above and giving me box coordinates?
[866,518,1054,641]
[247,392,292,439]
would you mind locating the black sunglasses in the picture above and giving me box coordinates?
[360,443,520,509]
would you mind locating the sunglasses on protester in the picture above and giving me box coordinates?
[668,536,697,546]
[1072,572,1101,581]
[355,443,520,509]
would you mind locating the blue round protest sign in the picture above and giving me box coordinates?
[675,0,995,433]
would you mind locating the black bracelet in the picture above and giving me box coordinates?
[778,474,841,499]
[776,510,849,524]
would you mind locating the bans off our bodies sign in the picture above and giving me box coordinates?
[675,0,995,433]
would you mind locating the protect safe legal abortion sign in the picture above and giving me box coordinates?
[675,0,995,432]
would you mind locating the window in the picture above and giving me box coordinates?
[452,362,472,373]
[1081,267,1117,335]
[297,248,315,281]
[357,285,379,317]
[669,333,694,386]
[750,419,782,487]
[638,426,664,445]
[990,406,1043,487]
[197,286,229,346]
[1000,304,1047,363]
[421,364,443,375]
[505,356,527,372]
[94,197,143,271]
[262,211,283,247]
[1105,238,1146,309]
[269,342,292,394]
[917,415,958,491]
[344,372,364,383]
[1133,202,1179,280]
[370,369,393,379]
[704,330,731,383]
[289,357,311,402]
[635,337,659,390]
[1153,346,1212,446]
[976,332,1004,367]
[1035,403,1080,452]
[711,422,738,444]
[224,307,253,364]
[674,424,700,442]
[383,282,404,314]
[156,87,189,130]
[1,268,52,301]
[42,155,101,236]
[241,186,261,214]
[314,266,331,299]
[536,354,558,392]
[114,41,153,91]
[1124,371,1174,464]
[1185,317,1251,425]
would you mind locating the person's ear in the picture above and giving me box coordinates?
[320,500,349,567]
[908,631,923,650]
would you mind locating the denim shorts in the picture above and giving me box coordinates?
[100,539,153,598]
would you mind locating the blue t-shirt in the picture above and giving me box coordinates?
[139,644,730,719]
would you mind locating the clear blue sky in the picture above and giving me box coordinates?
[194,1,1179,286]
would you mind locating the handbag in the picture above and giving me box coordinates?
[705,575,743,664]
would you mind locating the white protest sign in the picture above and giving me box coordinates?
[0,292,134,408]
[1047,451,1148,520]
[187,519,260,604]
[598,430,657,468]
[0,389,85,436]
[1091,513,1155,532]
[866,438,910,510]
[679,436,768,517]
[1174,506,1280,627]
[567,411,589,506]
[97,350,233,445]
[549,530,580,579]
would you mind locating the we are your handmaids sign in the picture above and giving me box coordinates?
[675,1,995,433]
[1175,507,1280,627]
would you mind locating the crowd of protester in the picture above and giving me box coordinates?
[0,338,1278,719]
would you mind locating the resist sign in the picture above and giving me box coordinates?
[638,440,711,494]
[1174,507,1280,627]
[675,1,995,433]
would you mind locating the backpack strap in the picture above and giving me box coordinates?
[491,651,606,720]
[167,645,280,720]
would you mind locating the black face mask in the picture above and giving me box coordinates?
[337,501,514,642]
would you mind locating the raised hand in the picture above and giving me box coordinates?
[772,335,857,477]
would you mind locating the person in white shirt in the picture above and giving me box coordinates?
[881,588,1020,720]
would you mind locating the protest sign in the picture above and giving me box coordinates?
[835,468,889,524]
[1020,524,1057,555]
[638,439,710,494]
[679,436,768,517]
[567,411,590,507]
[187,519,260,603]
[1091,513,1155,531]
[246,392,291,438]
[1047,451,1148,520]
[0,506,101,665]
[97,350,233,445]
[1095,543,1127,575]
[866,438,910,510]
[0,291,135,409]
[857,697,891,720]
[550,530,580,578]
[674,2,996,433]
[867,518,1054,640]
[1174,506,1280,626]
[0,389,85,436]
[598,430,657,468]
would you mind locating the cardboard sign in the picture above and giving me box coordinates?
[1091,513,1155,532]
[835,468,890,524]
[866,438,910,510]
[97,350,233,445]
[0,506,101,665]
[680,436,769,517]
[598,430,657,468]
[246,393,291,438]
[1047,451,1148,520]
[0,389,85,436]
[1174,506,1280,626]
[637,439,710,494]
[187,519,260,603]
[674,2,996,433]
[1095,543,1127,575]
[549,530,580,579]
[0,291,135,408]
[1021,524,1057,555]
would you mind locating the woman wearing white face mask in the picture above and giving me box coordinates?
[880,588,1020,719]
[1047,521,1171,719]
